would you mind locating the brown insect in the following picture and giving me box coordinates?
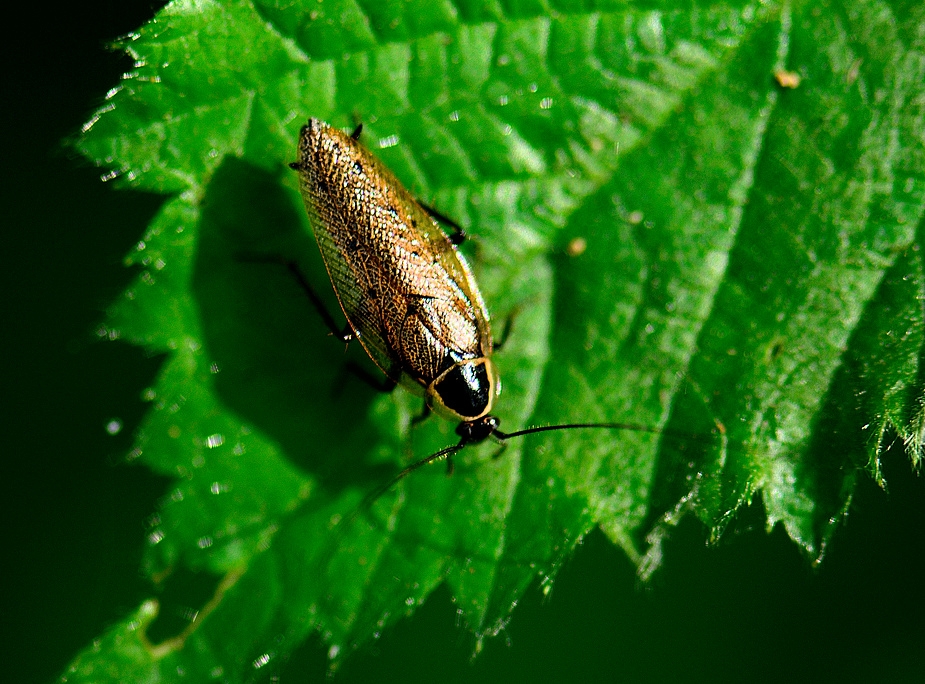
[288,119,675,486]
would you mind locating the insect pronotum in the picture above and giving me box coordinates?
[288,119,694,496]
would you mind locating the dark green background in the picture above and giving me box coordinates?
[6,2,923,682]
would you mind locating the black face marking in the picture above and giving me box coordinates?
[435,362,491,419]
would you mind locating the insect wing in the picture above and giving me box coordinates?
[410,203,493,360]
[294,120,491,386]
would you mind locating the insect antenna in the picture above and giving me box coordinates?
[354,419,724,519]
[356,442,465,514]
[494,421,677,441]
[494,420,726,464]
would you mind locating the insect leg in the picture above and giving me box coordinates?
[338,361,398,394]
[247,256,354,343]
[418,202,467,245]
[411,402,432,425]
[280,260,355,343]
[490,437,509,461]
[493,310,518,352]
[237,254,353,342]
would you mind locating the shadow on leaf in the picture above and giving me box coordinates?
[192,156,397,491]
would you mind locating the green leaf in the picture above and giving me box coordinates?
[63,0,924,681]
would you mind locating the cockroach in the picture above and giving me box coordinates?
[287,118,698,495]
